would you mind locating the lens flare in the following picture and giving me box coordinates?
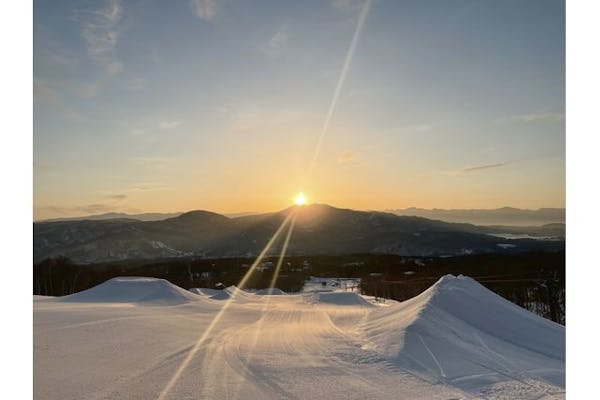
[294,192,306,206]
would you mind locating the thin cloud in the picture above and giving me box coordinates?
[159,120,183,129]
[337,151,360,165]
[71,0,124,96]
[262,30,288,58]
[462,162,508,172]
[76,0,123,69]
[505,112,565,123]
[105,194,127,201]
[190,0,218,20]
[131,182,171,191]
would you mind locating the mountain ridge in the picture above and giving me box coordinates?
[34,204,564,264]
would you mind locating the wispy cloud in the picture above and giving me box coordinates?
[337,151,360,165]
[190,0,218,20]
[70,0,124,96]
[505,112,565,123]
[158,120,183,129]
[105,193,127,201]
[76,0,123,72]
[131,182,171,191]
[461,162,508,173]
[262,30,288,58]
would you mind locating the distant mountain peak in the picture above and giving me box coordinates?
[169,210,230,222]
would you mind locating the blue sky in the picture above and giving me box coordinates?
[34,0,565,219]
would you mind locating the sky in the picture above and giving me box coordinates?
[33,0,565,220]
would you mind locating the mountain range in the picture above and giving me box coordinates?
[385,207,565,226]
[34,204,565,264]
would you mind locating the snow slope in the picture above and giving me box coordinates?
[363,275,564,392]
[34,275,565,400]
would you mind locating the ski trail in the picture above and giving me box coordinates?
[474,331,517,371]
[417,333,446,378]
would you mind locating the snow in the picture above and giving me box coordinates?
[302,276,362,293]
[34,274,564,399]
[309,291,374,307]
[363,275,564,393]
[188,287,222,297]
[254,288,287,295]
[57,277,201,305]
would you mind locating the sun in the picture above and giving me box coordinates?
[294,192,307,206]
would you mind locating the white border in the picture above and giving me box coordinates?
[1,0,596,396]
[566,0,600,396]
[0,0,33,397]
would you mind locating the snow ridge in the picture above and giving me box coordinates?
[58,277,201,305]
[363,274,565,390]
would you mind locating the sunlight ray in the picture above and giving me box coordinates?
[269,214,297,290]
[229,214,298,398]
[156,210,296,400]
[306,0,372,178]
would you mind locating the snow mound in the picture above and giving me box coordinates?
[364,274,565,391]
[204,286,254,301]
[311,291,374,307]
[208,291,232,300]
[189,287,222,297]
[254,288,287,295]
[59,277,200,305]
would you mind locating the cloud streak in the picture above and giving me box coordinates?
[105,194,127,201]
[337,151,360,165]
[505,112,565,123]
[461,162,508,172]
[191,0,218,20]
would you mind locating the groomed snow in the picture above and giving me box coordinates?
[34,274,564,400]
[363,275,564,391]
[57,277,201,305]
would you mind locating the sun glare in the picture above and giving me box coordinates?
[294,192,307,206]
